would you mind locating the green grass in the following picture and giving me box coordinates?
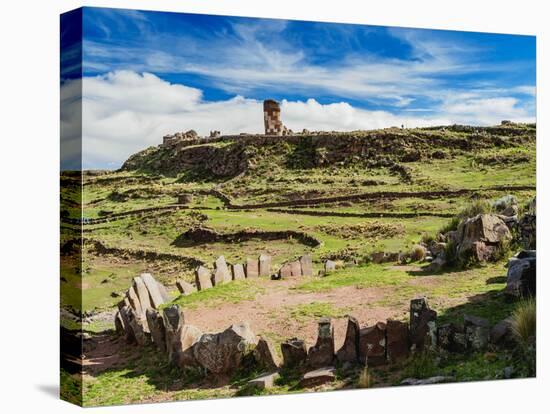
[168,280,265,310]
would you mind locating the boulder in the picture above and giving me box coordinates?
[281,338,308,368]
[290,260,302,277]
[193,322,258,375]
[176,279,197,296]
[245,257,259,278]
[232,263,246,280]
[506,252,536,297]
[254,336,281,370]
[464,314,490,351]
[308,318,335,368]
[247,372,280,390]
[336,316,360,364]
[409,298,437,351]
[299,367,336,388]
[324,260,336,273]
[386,319,409,363]
[359,322,386,366]
[140,273,166,309]
[145,309,166,353]
[490,318,514,346]
[259,254,272,277]
[300,254,313,276]
[278,263,292,279]
[213,256,232,285]
[456,214,511,262]
[195,266,213,290]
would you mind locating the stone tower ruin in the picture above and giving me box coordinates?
[263,99,284,135]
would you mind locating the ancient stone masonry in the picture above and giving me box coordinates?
[277,254,315,278]
[162,129,199,146]
[263,99,291,136]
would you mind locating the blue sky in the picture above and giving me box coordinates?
[61,7,536,169]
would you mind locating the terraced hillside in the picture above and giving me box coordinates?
[61,123,536,405]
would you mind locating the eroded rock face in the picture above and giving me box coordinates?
[307,318,335,368]
[336,316,360,364]
[281,338,308,368]
[193,322,258,375]
[456,214,511,262]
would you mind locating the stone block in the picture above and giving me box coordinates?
[359,322,386,366]
[300,254,313,276]
[308,318,335,368]
[195,266,213,290]
[336,315,360,364]
[259,254,272,277]
[232,263,246,280]
[246,257,259,278]
[386,319,409,363]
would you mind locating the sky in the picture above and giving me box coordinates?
[60,7,536,170]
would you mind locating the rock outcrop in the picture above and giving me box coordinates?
[455,214,511,262]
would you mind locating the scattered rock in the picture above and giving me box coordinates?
[299,367,336,388]
[324,260,336,273]
[490,318,514,346]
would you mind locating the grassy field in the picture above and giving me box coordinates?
[61,124,536,405]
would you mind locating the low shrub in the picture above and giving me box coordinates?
[410,245,426,262]
[511,298,536,346]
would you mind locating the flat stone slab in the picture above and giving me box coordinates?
[132,276,152,312]
[213,256,232,285]
[176,279,197,296]
[290,260,302,277]
[232,263,246,280]
[140,273,165,309]
[247,372,280,390]
[259,254,272,277]
[299,367,336,388]
[300,254,313,276]
[246,257,259,278]
[195,266,213,290]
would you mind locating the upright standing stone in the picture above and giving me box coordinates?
[176,279,197,296]
[324,260,336,273]
[195,266,213,290]
[336,316,360,363]
[213,256,232,285]
[157,282,171,303]
[126,285,143,318]
[132,276,153,312]
[163,305,186,364]
[386,319,409,363]
[359,322,386,366]
[246,257,259,278]
[278,263,292,278]
[409,298,437,351]
[140,273,165,309]
[232,263,246,280]
[114,311,125,336]
[281,338,308,368]
[146,309,167,353]
[308,318,335,368]
[300,254,313,277]
[290,260,302,277]
[254,336,281,370]
[259,254,272,277]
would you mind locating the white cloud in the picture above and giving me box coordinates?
[76,71,534,169]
